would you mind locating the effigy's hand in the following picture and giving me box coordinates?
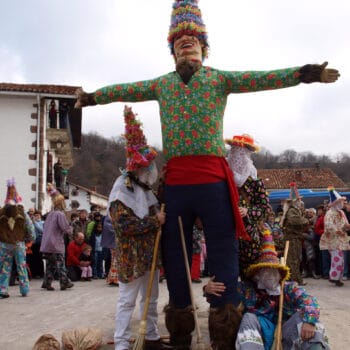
[320,61,340,83]
[74,88,97,108]
[299,61,340,84]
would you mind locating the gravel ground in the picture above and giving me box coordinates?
[0,276,348,349]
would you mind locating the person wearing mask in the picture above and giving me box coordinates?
[225,134,270,280]
[320,188,350,287]
[108,106,168,350]
[280,183,309,285]
[205,230,330,350]
[343,200,350,279]
[0,178,35,298]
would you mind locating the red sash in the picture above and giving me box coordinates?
[165,155,250,240]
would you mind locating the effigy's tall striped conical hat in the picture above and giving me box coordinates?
[168,0,209,58]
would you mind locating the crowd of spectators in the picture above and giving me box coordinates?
[10,196,350,290]
[9,204,116,288]
[197,198,350,286]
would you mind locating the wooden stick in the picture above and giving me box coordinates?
[132,204,165,350]
[178,216,208,350]
[272,240,290,350]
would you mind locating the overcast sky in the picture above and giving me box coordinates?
[1,0,349,158]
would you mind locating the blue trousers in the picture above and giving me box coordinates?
[161,181,239,308]
[93,251,104,278]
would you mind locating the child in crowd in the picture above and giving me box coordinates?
[90,221,104,279]
[79,245,93,281]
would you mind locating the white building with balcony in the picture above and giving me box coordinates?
[0,83,82,213]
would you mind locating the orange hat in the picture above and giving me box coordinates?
[225,134,260,152]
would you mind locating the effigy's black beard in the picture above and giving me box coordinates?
[176,59,201,84]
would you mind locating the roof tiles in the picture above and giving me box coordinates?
[0,82,80,96]
[258,168,348,190]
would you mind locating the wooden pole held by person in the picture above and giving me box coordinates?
[272,240,290,350]
[178,216,210,350]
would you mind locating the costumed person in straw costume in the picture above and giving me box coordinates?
[74,1,340,348]
[108,106,170,350]
[280,182,309,285]
[320,187,350,287]
[0,178,35,298]
[40,183,74,291]
[225,134,270,280]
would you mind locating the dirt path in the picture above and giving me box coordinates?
[0,277,348,349]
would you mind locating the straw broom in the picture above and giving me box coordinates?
[132,204,165,350]
[178,216,211,350]
[271,240,290,350]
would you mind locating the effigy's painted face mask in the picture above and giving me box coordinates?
[173,34,203,63]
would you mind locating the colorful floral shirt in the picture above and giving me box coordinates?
[240,177,269,236]
[238,177,269,275]
[95,66,300,160]
[110,200,161,283]
[238,280,320,325]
